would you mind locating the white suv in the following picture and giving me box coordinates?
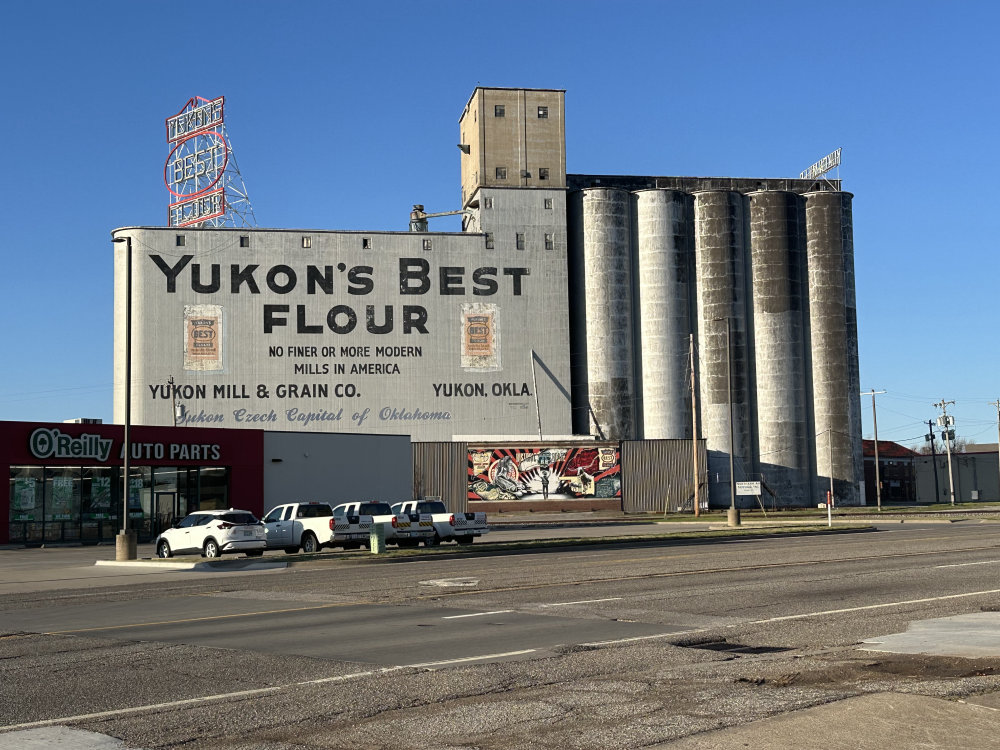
[155,509,266,559]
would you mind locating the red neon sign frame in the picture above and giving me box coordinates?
[169,189,227,228]
[163,130,229,199]
[165,96,225,143]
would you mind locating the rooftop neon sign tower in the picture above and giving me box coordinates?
[164,96,256,228]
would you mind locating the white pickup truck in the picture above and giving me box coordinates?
[392,500,489,545]
[333,501,435,547]
[263,501,370,554]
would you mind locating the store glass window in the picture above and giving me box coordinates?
[7,464,232,544]
[82,467,116,541]
[198,467,229,510]
[9,466,43,542]
[152,467,187,535]
[123,467,150,537]
[44,467,81,542]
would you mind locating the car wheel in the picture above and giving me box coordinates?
[426,533,442,547]
[302,533,319,554]
[156,540,172,558]
[203,539,222,558]
[284,546,300,554]
[245,550,264,558]
[456,536,474,545]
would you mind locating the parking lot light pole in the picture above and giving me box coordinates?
[113,235,137,561]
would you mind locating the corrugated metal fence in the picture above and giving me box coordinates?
[621,439,707,513]
[414,439,707,514]
[413,442,469,512]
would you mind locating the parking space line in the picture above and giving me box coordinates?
[0,667,406,734]
[406,649,536,668]
[0,646,543,733]
[44,601,362,634]
[538,598,623,607]
[747,588,1000,624]
[934,560,1000,569]
[442,610,514,619]
[581,630,700,647]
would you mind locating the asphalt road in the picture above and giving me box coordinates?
[2,521,1000,749]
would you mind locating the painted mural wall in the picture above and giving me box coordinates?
[467,445,621,502]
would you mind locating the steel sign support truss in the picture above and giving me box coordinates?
[166,96,257,229]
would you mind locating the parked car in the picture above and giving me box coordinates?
[154,509,266,559]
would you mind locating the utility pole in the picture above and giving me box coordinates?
[690,334,700,518]
[827,428,834,525]
[991,399,1000,502]
[926,419,940,503]
[934,400,956,505]
[169,375,178,428]
[725,317,739,527]
[530,350,542,440]
[824,428,835,508]
[861,389,886,511]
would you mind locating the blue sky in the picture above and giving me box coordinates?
[1,0,997,449]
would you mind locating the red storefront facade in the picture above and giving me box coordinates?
[2,421,263,545]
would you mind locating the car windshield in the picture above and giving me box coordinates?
[219,512,259,525]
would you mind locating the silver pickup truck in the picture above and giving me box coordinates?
[263,501,371,554]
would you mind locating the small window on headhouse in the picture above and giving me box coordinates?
[537,106,548,119]
[484,197,493,209]
[545,233,554,250]
[423,238,433,251]
[362,237,372,249]
[496,167,507,180]
[302,236,312,248]
[495,104,505,117]
[485,232,494,250]
[240,236,250,248]
[175,235,186,247]
[516,233,525,250]
[544,198,553,209]
[539,167,550,180]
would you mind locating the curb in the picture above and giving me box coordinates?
[282,525,879,565]
[94,559,288,572]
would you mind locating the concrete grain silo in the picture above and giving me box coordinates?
[693,190,755,506]
[570,188,637,441]
[748,191,814,503]
[634,190,695,439]
[565,168,863,509]
[805,191,861,505]
[841,196,864,501]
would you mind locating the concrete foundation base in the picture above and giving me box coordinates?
[115,530,138,561]
[727,507,741,527]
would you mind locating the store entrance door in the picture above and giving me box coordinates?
[153,492,178,538]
